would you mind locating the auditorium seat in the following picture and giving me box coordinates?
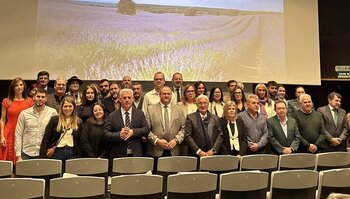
[278,153,316,170]
[157,156,197,196]
[0,178,45,199]
[220,171,269,199]
[200,155,239,192]
[269,170,318,199]
[315,152,350,171]
[167,172,217,199]
[0,160,12,178]
[112,157,154,175]
[317,168,350,199]
[50,176,105,198]
[110,174,163,199]
[15,159,62,198]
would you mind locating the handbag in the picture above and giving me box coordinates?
[46,129,68,158]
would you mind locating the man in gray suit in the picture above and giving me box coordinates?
[268,100,300,155]
[317,92,348,152]
[185,94,223,157]
[146,86,185,157]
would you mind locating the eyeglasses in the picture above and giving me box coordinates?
[234,92,242,95]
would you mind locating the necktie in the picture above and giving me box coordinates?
[164,105,170,141]
[332,109,338,126]
[176,88,181,103]
[125,111,131,127]
[125,112,132,149]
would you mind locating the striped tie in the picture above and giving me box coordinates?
[125,112,132,150]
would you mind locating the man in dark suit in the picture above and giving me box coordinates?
[185,94,223,157]
[37,71,54,94]
[268,100,300,155]
[104,88,149,161]
[317,92,348,152]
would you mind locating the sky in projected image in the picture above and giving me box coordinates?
[35,0,284,82]
[74,0,283,12]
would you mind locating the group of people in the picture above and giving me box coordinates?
[0,71,349,171]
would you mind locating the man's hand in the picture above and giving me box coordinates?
[330,138,341,146]
[156,139,169,149]
[198,151,208,157]
[206,149,215,156]
[249,143,259,152]
[120,127,129,140]
[282,147,292,154]
[166,139,177,149]
[308,144,317,153]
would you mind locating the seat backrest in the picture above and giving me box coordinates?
[65,158,108,175]
[65,158,109,195]
[220,171,269,199]
[200,155,240,193]
[240,154,279,171]
[167,172,217,199]
[16,159,62,198]
[110,174,163,199]
[278,153,316,170]
[318,168,350,199]
[157,156,197,172]
[16,159,62,177]
[157,156,197,197]
[50,176,105,198]
[0,160,13,178]
[270,170,318,199]
[0,178,45,199]
[316,152,350,171]
[112,157,153,175]
[200,155,239,172]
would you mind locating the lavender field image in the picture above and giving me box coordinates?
[35,0,285,82]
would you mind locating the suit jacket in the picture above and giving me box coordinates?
[104,108,149,159]
[47,86,54,94]
[317,105,348,151]
[101,96,121,115]
[39,115,83,158]
[185,111,223,156]
[46,94,64,112]
[267,115,300,154]
[146,103,185,157]
[219,117,244,155]
[287,98,300,115]
[132,97,144,110]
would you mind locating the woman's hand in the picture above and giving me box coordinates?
[0,135,6,147]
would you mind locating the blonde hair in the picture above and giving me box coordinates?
[223,101,238,119]
[57,96,79,132]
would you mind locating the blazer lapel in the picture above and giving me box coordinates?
[170,105,178,127]
[117,109,124,127]
[275,117,287,141]
[156,104,165,131]
[130,108,137,128]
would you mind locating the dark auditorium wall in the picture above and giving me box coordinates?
[1,0,350,113]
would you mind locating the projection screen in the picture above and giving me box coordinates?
[0,0,320,85]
